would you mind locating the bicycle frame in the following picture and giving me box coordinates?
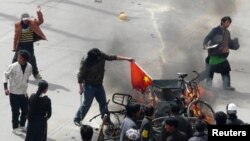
[178,71,200,107]
[178,71,215,124]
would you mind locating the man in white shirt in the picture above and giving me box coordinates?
[3,50,32,134]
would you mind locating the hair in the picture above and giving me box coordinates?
[195,120,207,132]
[221,16,232,25]
[125,103,141,118]
[18,50,30,61]
[37,80,49,94]
[80,124,93,141]
[86,48,102,67]
[144,105,154,117]
[215,111,227,125]
[170,103,181,114]
[164,117,178,128]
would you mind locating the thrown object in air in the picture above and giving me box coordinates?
[118,12,129,21]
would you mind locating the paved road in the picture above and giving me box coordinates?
[0,0,250,140]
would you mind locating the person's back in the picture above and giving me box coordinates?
[215,111,227,125]
[80,124,93,141]
[28,93,51,120]
[162,117,188,141]
[171,103,193,138]
[120,103,141,141]
[140,105,154,141]
[226,114,244,125]
[188,120,208,141]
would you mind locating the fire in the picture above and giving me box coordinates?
[190,103,215,125]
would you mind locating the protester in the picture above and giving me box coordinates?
[160,103,193,141]
[188,120,208,141]
[74,48,134,126]
[214,111,227,125]
[3,50,32,134]
[161,117,187,141]
[12,5,47,80]
[203,16,239,90]
[25,80,51,141]
[120,103,141,141]
[226,103,244,125]
[80,124,93,141]
[140,105,154,141]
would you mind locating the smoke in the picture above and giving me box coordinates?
[153,0,238,78]
[98,0,244,107]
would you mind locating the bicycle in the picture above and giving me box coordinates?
[177,71,215,125]
[89,93,131,141]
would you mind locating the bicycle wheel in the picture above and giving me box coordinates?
[187,100,215,125]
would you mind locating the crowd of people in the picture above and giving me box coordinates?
[2,4,245,141]
[78,101,245,141]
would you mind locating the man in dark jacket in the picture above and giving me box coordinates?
[203,16,238,91]
[74,48,134,126]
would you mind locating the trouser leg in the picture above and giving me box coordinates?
[29,51,39,76]
[19,95,28,127]
[9,94,20,129]
[94,85,108,118]
[17,44,39,76]
[75,84,95,121]
[198,56,210,82]
[206,67,214,88]
[221,72,231,88]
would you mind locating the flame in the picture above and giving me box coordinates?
[190,103,215,125]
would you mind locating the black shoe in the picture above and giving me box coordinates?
[224,86,235,91]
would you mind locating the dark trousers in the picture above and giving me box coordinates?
[206,59,231,88]
[206,70,231,88]
[12,43,39,76]
[9,94,28,129]
[25,117,47,141]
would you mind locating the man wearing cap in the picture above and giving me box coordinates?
[12,5,47,80]
[226,103,244,125]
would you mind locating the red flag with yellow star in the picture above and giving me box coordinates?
[131,62,153,93]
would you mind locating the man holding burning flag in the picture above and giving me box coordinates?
[74,48,134,126]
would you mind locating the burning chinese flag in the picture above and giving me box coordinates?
[131,62,153,93]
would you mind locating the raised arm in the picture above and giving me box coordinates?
[35,5,44,25]
[116,55,134,61]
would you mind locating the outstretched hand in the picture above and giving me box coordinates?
[36,5,41,12]
[128,58,135,62]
